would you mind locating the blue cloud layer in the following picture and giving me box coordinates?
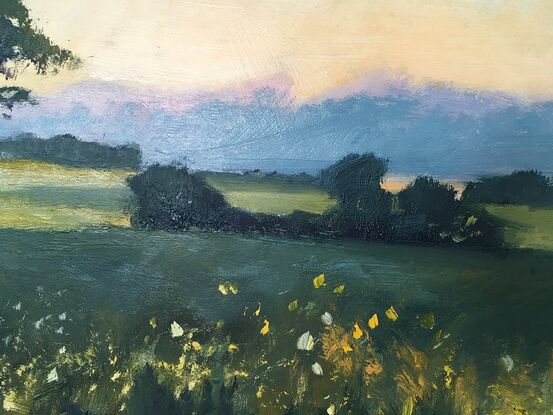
[1,83,552,178]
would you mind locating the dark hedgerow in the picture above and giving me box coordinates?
[0,134,142,169]
[127,157,502,247]
[462,170,553,206]
[394,175,501,245]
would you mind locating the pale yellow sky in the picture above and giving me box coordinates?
[8,0,553,100]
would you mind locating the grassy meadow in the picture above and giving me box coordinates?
[483,204,553,251]
[205,172,466,215]
[1,160,552,251]
[206,172,469,216]
[1,228,553,414]
[205,173,336,215]
[0,160,134,230]
[1,160,553,413]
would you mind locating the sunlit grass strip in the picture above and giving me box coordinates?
[0,160,135,189]
[206,174,336,215]
[0,160,134,230]
[0,201,131,230]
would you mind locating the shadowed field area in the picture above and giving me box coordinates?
[0,228,552,413]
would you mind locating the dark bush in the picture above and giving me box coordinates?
[462,170,553,206]
[398,176,458,227]
[394,176,501,245]
[320,153,394,239]
[319,153,388,201]
[128,164,235,230]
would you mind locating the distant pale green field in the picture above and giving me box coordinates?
[484,204,553,251]
[206,173,336,215]
[206,173,464,215]
[0,160,134,230]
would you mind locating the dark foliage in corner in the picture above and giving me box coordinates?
[0,86,36,118]
[0,0,80,116]
[462,170,553,206]
[0,134,141,168]
[0,0,79,75]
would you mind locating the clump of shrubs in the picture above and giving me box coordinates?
[128,156,500,246]
[128,164,238,231]
[462,170,553,206]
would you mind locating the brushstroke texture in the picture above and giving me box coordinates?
[1,80,552,177]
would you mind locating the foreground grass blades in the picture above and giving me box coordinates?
[1,270,553,414]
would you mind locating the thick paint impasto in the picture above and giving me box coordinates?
[1,1,553,414]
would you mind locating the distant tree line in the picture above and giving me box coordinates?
[201,170,318,186]
[241,169,318,184]
[462,170,553,206]
[0,134,141,169]
[127,153,521,246]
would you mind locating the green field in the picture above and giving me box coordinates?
[206,173,336,215]
[0,163,335,228]
[0,160,134,229]
[205,173,465,216]
[484,204,553,251]
[1,161,553,413]
[1,228,553,413]
[1,161,553,253]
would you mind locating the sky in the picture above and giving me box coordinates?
[1,0,553,176]
[8,0,553,100]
